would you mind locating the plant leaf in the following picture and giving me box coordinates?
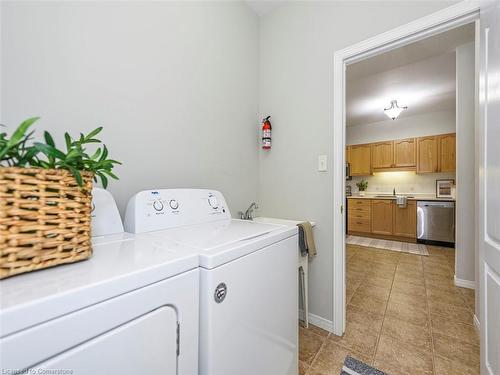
[67,165,83,186]
[34,143,66,160]
[0,117,39,160]
[43,131,55,147]
[8,117,39,147]
[90,148,102,160]
[64,133,72,151]
[84,127,103,141]
[99,145,108,161]
[100,174,108,188]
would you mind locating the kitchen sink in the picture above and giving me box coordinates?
[374,195,414,198]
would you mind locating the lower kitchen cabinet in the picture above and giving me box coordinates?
[393,201,417,238]
[348,199,371,233]
[371,200,394,235]
[347,198,418,242]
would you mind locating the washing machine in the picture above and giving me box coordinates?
[124,189,299,375]
[0,188,200,375]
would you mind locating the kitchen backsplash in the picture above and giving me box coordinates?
[347,171,456,195]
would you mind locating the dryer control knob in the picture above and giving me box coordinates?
[153,200,164,211]
[208,196,219,209]
[169,199,179,210]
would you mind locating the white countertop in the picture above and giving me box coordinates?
[346,194,455,202]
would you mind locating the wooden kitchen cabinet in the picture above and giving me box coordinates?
[416,136,438,173]
[372,141,394,169]
[348,133,454,174]
[349,144,372,176]
[371,200,393,235]
[394,138,416,168]
[348,199,371,233]
[346,146,351,164]
[393,201,417,238]
[438,133,456,172]
[347,198,418,242]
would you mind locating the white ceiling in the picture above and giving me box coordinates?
[346,23,475,126]
[245,0,286,17]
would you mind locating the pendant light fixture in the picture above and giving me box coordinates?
[384,100,407,120]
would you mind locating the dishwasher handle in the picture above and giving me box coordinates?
[417,201,455,208]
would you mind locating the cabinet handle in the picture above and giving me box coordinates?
[357,222,363,224]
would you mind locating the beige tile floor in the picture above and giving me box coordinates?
[299,244,479,375]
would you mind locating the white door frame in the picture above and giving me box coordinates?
[331,1,480,336]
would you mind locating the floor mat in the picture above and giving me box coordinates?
[346,235,429,256]
[341,356,387,375]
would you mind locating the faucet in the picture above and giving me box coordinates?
[393,187,396,196]
[239,202,259,220]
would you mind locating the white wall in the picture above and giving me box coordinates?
[0,1,260,215]
[1,0,463,328]
[455,42,476,284]
[347,110,456,145]
[258,1,457,324]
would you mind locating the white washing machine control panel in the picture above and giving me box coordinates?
[124,189,230,233]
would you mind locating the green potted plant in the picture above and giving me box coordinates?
[356,179,368,196]
[0,117,120,278]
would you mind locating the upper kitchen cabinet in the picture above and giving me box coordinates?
[372,141,394,169]
[438,133,456,172]
[394,138,416,168]
[348,133,454,175]
[416,136,438,173]
[349,144,372,176]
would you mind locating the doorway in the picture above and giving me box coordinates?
[331,0,480,350]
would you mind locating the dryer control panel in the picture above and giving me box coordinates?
[124,189,231,233]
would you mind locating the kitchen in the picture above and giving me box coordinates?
[346,133,456,248]
[344,25,474,256]
[339,22,479,375]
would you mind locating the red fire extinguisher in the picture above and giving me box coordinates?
[262,116,272,150]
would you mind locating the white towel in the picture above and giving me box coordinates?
[396,195,407,208]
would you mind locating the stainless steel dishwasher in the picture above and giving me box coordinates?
[417,201,455,247]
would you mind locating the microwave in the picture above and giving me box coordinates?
[346,163,352,180]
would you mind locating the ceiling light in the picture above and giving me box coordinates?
[384,100,407,120]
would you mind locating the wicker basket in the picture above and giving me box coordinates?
[0,167,93,279]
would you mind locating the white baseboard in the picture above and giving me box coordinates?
[299,309,335,334]
[473,314,480,335]
[454,275,476,289]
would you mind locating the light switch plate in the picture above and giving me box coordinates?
[318,155,327,172]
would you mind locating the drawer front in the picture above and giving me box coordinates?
[348,209,371,219]
[349,199,371,210]
[348,218,371,233]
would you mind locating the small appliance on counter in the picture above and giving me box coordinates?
[346,185,352,197]
[346,163,352,181]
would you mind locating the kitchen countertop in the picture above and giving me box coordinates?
[346,195,455,202]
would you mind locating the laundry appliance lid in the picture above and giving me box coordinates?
[146,219,298,269]
[0,236,199,338]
